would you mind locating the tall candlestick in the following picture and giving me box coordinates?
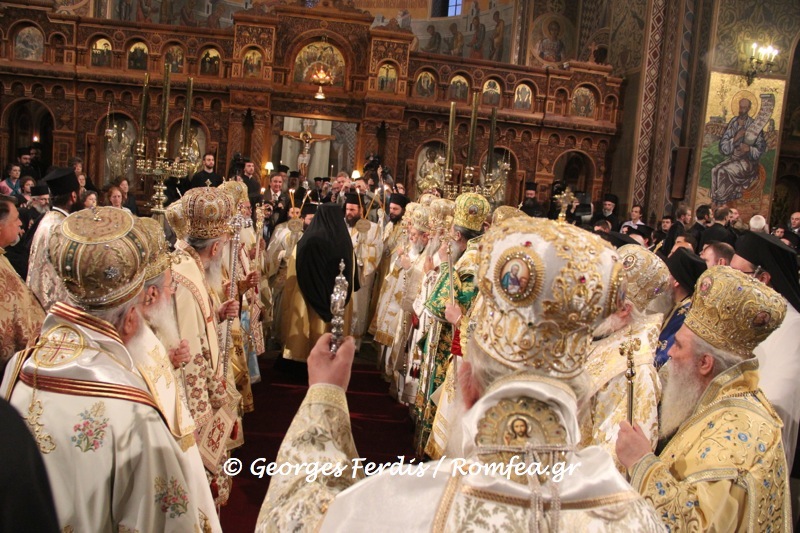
[138,73,149,145]
[330,164,334,176]
[445,101,456,170]
[181,77,193,151]
[486,107,497,181]
[466,94,478,168]
[160,64,171,143]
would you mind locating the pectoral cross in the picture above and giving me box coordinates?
[554,187,575,222]
[205,179,211,187]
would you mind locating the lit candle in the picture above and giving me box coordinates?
[330,164,334,176]
[160,64,171,142]
[466,94,478,168]
[138,73,149,145]
[445,101,456,170]
[181,77,193,151]
[751,43,757,58]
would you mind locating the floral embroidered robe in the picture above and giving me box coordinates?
[348,220,383,345]
[1,303,219,532]
[630,358,789,531]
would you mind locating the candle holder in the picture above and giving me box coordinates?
[745,43,778,85]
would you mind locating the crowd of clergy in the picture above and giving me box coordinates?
[1,155,800,532]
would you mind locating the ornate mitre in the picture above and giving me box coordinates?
[617,244,669,312]
[134,217,173,281]
[183,186,234,239]
[684,266,786,359]
[219,180,248,210]
[472,217,624,378]
[429,198,455,233]
[165,199,189,241]
[453,192,491,233]
[410,205,432,233]
[491,205,526,225]
[49,207,148,309]
[417,193,436,207]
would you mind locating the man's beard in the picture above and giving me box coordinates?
[32,202,48,214]
[389,212,403,224]
[345,214,360,227]
[602,209,613,217]
[204,250,224,292]
[523,198,537,208]
[592,311,630,340]
[658,360,705,439]
[411,239,426,255]
[142,295,181,349]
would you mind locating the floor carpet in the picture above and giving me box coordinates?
[220,340,415,532]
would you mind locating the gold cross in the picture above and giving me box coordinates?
[554,187,576,222]
[205,179,211,187]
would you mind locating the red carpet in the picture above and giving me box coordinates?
[220,347,415,532]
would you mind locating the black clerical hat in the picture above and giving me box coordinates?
[524,181,536,191]
[289,170,300,178]
[628,224,654,241]
[16,146,31,158]
[301,203,318,216]
[603,193,619,205]
[313,176,324,182]
[389,193,410,209]
[599,230,638,248]
[344,192,362,206]
[43,167,80,196]
[665,247,707,294]
[736,230,800,312]
[30,184,49,196]
[277,164,290,174]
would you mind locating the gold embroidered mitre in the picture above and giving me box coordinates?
[491,205,527,225]
[49,207,148,309]
[218,180,248,210]
[134,217,173,281]
[453,192,491,233]
[429,198,455,233]
[165,199,189,241]
[472,217,624,377]
[410,205,432,233]
[684,266,786,359]
[183,186,234,239]
[417,193,436,207]
[618,244,669,312]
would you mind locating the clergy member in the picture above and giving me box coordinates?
[27,167,81,310]
[169,186,242,507]
[617,266,789,531]
[580,244,669,472]
[0,195,45,375]
[256,217,663,531]
[281,203,357,362]
[2,207,216,532]
[344,192,383,351]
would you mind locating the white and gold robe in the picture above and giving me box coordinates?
[26,207,69,311]
[368,221,405,339]
[1,303,220,532]
[265,221,303,341]
[171,241,241,506]
[580,312,662,473]
[348,220,383,346]
[256,376,663,532]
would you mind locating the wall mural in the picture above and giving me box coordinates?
[571,87,596,118]
[91,38,113,67]
[243,48,263,78]
[513,84,533,110]
[482,79,501,106]
[199,48,221,76]
[527,14,575,66]
[449,75,470,102]
[696,72,785,221]
[293,41,345,87]
[608,0,647,74]
[377,63,398,93]
[15,27,44,62]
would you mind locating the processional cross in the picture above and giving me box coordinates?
[554,186,576,222]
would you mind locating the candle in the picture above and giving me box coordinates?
[160,64,171,142]
[330,164,334,176]
[181,77,193,151]
[445,101,456,170]
[486,107,497,181]
[751,43,757,58]
[138,73,149,144]
[466,94,478,168]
